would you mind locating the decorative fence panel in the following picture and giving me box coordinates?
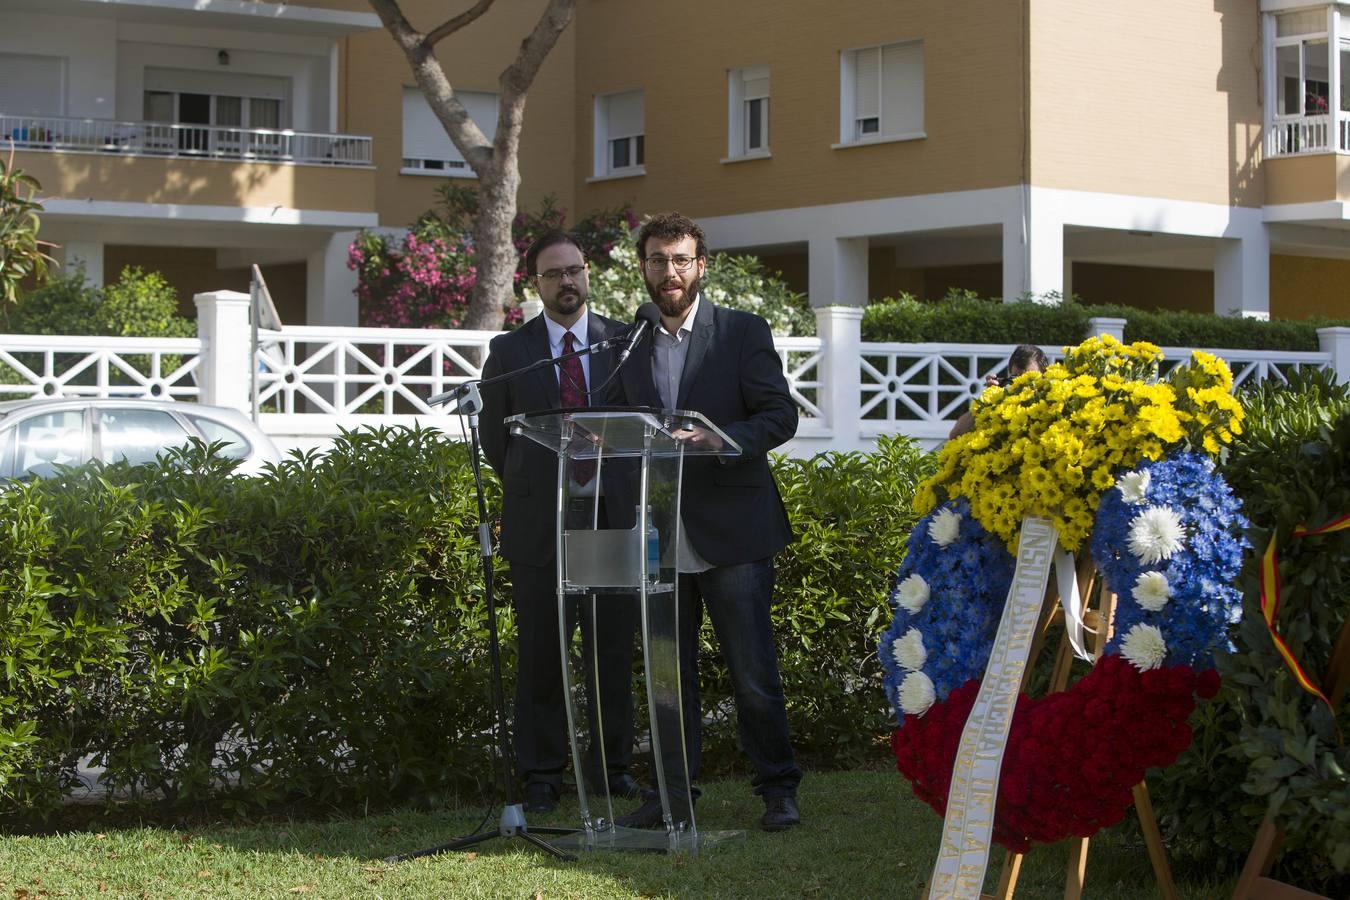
[0,335,202,401]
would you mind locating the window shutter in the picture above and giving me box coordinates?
[881,41,923,136]
[606,90,644,139]
[0,53,64,117]
[742,65,770,101]
[853,47,880,120]
[402,88,497,165]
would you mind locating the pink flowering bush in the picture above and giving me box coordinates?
[351,185,637,331]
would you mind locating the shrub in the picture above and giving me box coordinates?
[5,267,194,339]
[861,292,1349,351]
[0,428,932,821]
[1148,370,1350,894]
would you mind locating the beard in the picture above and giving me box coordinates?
[645,272,701,318]
[544,285,586,316]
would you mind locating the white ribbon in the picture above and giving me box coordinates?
[1054,542,1093,662]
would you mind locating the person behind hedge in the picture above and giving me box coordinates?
[479,229,640,813]
[948,344,1050,440]
[606,211,803,833]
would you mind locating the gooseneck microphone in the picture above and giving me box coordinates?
[615,302,661,368]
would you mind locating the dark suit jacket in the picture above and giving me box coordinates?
[480,310,622,563]
[607,297,797,566]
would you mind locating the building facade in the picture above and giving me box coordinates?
[4,0,1349,324]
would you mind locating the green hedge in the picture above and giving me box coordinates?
[0,429,931,822]
[1149,370,1350,894]
[860,291,1348,351]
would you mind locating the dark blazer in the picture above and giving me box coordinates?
[480,310,622,563]
[607,297,797,566]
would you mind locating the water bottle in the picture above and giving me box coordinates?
[644,505,660,579]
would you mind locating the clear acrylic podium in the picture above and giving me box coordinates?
[507,407,742,854]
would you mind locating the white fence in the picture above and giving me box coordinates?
[1,114,373,167]
[1,292,1347,457]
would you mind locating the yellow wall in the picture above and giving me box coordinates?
[16,151,374,213]
[338,0,577,229]
[1029,0,1263,208]
[1271,255,1350,320]
[574,0,1025,218]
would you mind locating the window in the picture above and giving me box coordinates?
[727,66,770,159]
[401,88,498,175]
[840,41,923,144]
[96,408,191,467]
[0,53,65,118]
[14,411,85,480]
[186,414,252,461]
[141,68,290,157]
[594,90,645,177]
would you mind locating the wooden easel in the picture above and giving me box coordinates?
[1229,612,1350,900]
[983,555,1179,900]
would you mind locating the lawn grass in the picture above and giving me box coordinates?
[1,770,1236,899]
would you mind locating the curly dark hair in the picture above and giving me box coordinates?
[524,229,584,276]
[635,212,707,260]
[1009,344,1050,374]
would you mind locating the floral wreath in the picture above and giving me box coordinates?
[880,336,1249,851]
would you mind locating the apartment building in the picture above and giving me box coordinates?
[4,0,1349,324]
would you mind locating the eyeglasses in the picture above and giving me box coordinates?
[537,264,587,282]
[642,255,699,273]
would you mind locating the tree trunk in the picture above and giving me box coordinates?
[464,162,518,333]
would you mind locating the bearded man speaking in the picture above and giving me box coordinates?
[607,212,803,833]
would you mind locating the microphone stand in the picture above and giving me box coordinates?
[387,329,638,864]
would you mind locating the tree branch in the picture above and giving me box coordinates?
[426,0,497,47]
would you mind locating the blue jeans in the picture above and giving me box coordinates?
[677,558,801,798]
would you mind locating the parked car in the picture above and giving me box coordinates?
[0,398,281,481]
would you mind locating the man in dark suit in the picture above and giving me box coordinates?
[608,212,803,832]
[479,230,638,813]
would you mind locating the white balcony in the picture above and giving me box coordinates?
[0,113,372,168]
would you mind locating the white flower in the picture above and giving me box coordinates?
[1120,623,1168,671]
[898,671,937,716]
[891,628,928,671]
[1133,571,1172,611]
[1117,470,1151,504]
[895,574,931,614]
[929,507,962,548]
[1127,506,1186,565]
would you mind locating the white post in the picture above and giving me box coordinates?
[1087,316,1127,341]
[194,290,252,413]
[62,241,105,288]
[808,236,869,308]
[1214,232,1271,319]
[1003,190,1063,303]
[815,305,864,449]
[1318,326,1350,384]
[306,230,360,326]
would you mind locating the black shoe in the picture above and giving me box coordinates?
[607,773,642,800]
[760,795,800,832]
[523,782,558,814]
[615,791,693,829]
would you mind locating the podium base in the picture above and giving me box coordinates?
[550,825,744,855]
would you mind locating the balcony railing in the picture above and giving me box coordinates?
[0,114,372,167]
[1266,112,1350,157]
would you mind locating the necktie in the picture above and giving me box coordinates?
[559,332,595,485]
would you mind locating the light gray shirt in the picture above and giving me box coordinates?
[651,295,713,574]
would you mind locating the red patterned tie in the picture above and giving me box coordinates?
[559,332,595,485]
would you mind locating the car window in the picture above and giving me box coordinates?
[97,408,191,466]
[15,411,86,479]
[185,414,251,460]
[0,423,15,478]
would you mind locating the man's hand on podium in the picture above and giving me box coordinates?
[673,423,724,451]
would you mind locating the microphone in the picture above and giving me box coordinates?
[615,302,661,368]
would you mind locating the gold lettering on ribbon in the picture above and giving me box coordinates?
[927,516,1057,900]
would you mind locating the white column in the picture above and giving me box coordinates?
[193,290,252,413]
[1214,231,1270,319]
[1003,192,1063,303]
[1087,316,1127,341]
[62,241,105,288]
[808,236,869,308]
[306,230,360,326]
[814,305,864,449]
[1318,326,1350,384]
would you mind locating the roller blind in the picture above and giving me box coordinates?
[402,88,498,163]
[0,53,64,116]
[881,41,923,136]
[604,90,644,138]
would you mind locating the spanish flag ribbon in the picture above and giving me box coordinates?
[1258,514,1350,710]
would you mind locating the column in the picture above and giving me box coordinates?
[1002,196,1064,303]
[193,290,252,413]
[1214,232,1271,319]
[1318,326,1350,384]
[306,230,360,326]
[808,236,869,308]
[62,241,105,288]
[814,305,864,449]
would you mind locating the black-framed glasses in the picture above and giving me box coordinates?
[642,255,699,273]
[537,264,587,282]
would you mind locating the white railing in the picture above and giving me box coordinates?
[2,298,1347,457]
[0,113,372,167]
[1268,113,1334,157]
[256,325,495,415]
[0,334,202,400]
